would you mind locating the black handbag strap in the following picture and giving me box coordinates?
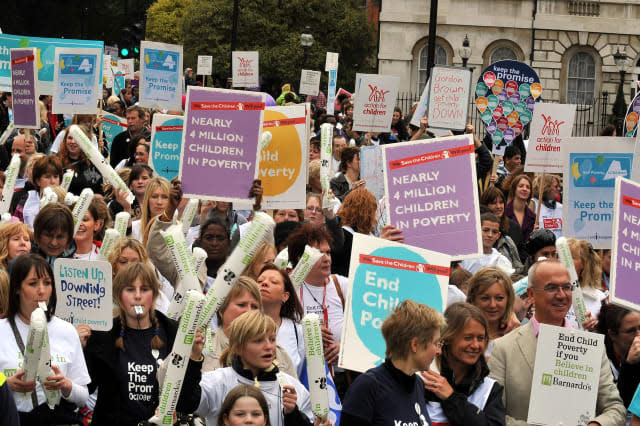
[9,317,40,409]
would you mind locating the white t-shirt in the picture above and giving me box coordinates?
[532,198,563,239]
[277,318,305,378]
[460,249,513,275]
[299,275,348,343]
[73,243,99,260]
[447,284,467,307]
[0,315,91,412]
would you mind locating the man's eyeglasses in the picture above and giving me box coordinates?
[531,283,573,295]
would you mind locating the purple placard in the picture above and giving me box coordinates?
[10,48,39,129]
[179,86,265,202]
[383,134,482,259]
[611,178,640,311]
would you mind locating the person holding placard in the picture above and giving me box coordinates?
[178,310,322,426]
[31,203,76,265]
[73,198,111,261]
[83,262,204,425]
[488,259,626,425]
[0,254,90,425]
[342,300,443,425]
[531,174,563,239]
[505,174,536,243]
[597,304,640,408]
[109,106,150,169]
[566,238,607,329]
[424,302,505,425]
[0,222,32,270]
[58,125,104,196]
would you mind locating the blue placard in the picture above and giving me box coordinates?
[140,42,182,109]
[150,114,183,180]
[0,33,103,95]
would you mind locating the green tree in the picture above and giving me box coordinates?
[146,0,376,94]
[146,0,193,46]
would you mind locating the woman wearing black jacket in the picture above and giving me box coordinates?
[83,262,202,425]
[423,303,505,426]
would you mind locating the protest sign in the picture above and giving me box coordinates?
[54,259,112,331]
[474,60,542,154]
[383,134,482,259]
[10,48,39,129]
[232,51,259,88]
[101,112,127,152]
[113,69,126,95]
[562,137,638,249]
[179,86,265,202]
[104,45,118,59]
[0,34,104,95]
[360,145,385,200]
[410,79,430,128]
[260,105,307,209]
[139,41,183,110]
[150,113,183,181]
[524,103,576,173]
[610,177,640,311]
[339,233,450,372]
[352,74,399,133]
[299,70,321,96]
[427,66,472,131]
[527,324,603,425]
[326,69,337,115]
[623,92,640,137]
[325,52,339,72]
[334,88,352,114]
[52,47,102,114]
[102,55,113,88]
[197,55,213,76]
[117,58,134,79]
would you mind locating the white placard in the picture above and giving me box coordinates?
[352,73,399,133]
[102,55,113,89]
[427,66,472,131]
[117,58,134,79]
[232,51,259,88]
[197,55,213,76]
[139,40,183,110]
[54,259,113,331]
[325,52,339,71]
[299,69,321,96]
[52,47,102,114]
[527,324,603,425]
[524,103,577,173]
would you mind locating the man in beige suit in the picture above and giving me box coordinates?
[489,260,626,426]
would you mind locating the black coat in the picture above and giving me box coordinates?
[84,312,178,426]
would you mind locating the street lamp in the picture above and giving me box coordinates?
[300,26,314,69]
[613,47,628,136]
[459,35,472,69]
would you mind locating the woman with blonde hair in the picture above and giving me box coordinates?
[84,262,203,425]
[342,300,444,425]
[244,241,277,280]
[0,222,32,269]
[567,238,607,328]
[0,269,9,317]
[202,276,297,378]
[179,310,322,426]
[424,303,505,425]
[131,176,171,243]
[466,267,516,354]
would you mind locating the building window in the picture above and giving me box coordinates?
[567,52,596,104]
[418,44,447,92]
[490,47,518,64]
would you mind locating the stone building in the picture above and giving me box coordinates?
[378,0,640,121]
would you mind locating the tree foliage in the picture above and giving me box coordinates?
[145,0,377,94]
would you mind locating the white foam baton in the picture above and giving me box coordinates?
[68,125,134,204]
[149,290,205,425]
[114,211,130,237]
[556,237,588,329]
[23,308,47,385]
[38,318,61,409]
[161,225,201,320]
[289,245,322,291]
[192,247,207,277]
[64,193,79,206]
[0,154,20,213]
[98,228,121,260]
[60,169,74,191]
[258,131,273,151]
[180,199,198,236]
[199,212,275,327]
[302,313,330,420]
[0,212,11,225]
[320,123,334,207]
[274,247,289,269]
[71,188,94,236]
[0,122,14,145]
[39,187,58,209]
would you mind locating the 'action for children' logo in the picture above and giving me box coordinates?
[368,85,390,102]
[238,57,253,68]
[541,114,565,136]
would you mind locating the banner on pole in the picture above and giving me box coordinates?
[524,103,577,173]
[352,74,399,133]
[299,70,321,96]
[197,55,213,76]
[52,47,102,114]
[232,51,259,88]
[10,47,39,129]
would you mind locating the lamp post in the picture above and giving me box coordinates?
[459,35,472,69]
[299,26,314,101]
[613,47,628,136]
